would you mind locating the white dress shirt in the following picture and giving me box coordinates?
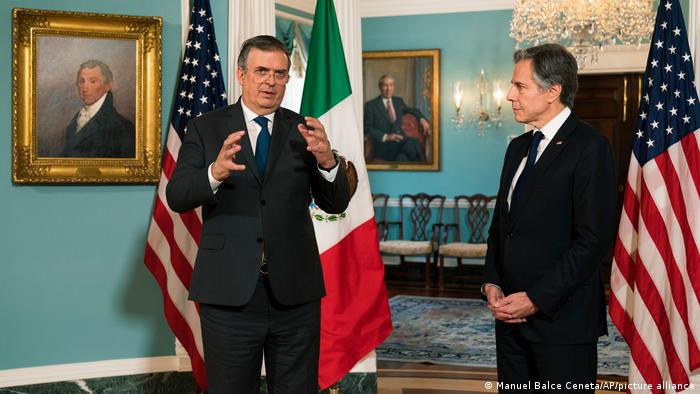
[506,107,571,208]
[75,92,108,133]
[208,100,338,191]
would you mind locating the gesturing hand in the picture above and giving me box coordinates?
[211,130,247,181]
[298,117,336,169]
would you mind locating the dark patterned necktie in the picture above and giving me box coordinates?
[510,130,544,213]
[253,116,271,178]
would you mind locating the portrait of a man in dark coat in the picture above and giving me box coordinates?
[62,60,135,158]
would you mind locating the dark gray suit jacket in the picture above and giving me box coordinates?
[166,100,351,306]
[483,113,617,344]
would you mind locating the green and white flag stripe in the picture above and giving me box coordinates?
[300,0,352,119]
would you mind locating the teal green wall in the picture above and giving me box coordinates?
[0,0,222,370]
[362,10,519,197]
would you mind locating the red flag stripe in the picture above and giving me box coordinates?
[318,218,393,388]
[639,161,700,367]
[152,197,195,288]
[611,236,684,387]
[145,244,206,389]
[162,143,178,178]
[155,172,200,266]
[670,134,700,292]
[146,209,203,348]
[680,132,700,198]
[609,293,664,394]
[631,249,690,384]
[161,148,203,243]
[655,145,700,302]
[623,160,642,230]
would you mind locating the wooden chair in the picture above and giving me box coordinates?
[380,193,446,288]
[372,193,389,241]
[437,194,497,289]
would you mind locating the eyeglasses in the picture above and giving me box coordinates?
[246,67,290,84]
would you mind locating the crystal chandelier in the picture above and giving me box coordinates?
[510,0,654,68]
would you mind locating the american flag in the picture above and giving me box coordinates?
[144,0,226,390]
[609,0,700,392]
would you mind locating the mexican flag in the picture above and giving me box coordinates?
[300,0,393,389]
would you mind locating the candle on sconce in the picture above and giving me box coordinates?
[451,81,466,128]
[493,81,504,110]
[453,81,464,111]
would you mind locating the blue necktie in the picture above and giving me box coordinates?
[510,130,543,212]
[253,116,271,178]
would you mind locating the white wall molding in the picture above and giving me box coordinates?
[359,0,514,18]
[276,10,313,24]
[0,357,179,389]
[276,0,315,15]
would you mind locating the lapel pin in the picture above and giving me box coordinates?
[555,140,564,145]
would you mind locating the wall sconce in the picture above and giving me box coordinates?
[450,81,465,128]
[451,70,504,136]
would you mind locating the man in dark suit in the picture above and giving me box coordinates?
[166,35,351,393]
[62,60,135,158]
[363,74,429,162]
[482,43,617,392]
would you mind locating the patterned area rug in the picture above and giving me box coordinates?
[376,295,630,376]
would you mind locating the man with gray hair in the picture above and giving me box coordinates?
[482,43,617,392]
[62,59,135,158]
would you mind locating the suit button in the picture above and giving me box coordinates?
[260,200,266,206]
[256,237,263,243]
[507,232,514,238]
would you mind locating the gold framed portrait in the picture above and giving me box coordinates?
[12,8,162,184]
[362,49,440,171]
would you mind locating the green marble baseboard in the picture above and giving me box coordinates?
[1,371,376,393]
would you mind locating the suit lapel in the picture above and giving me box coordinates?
[70,111,105,144]
[226,101,262,185]
[510,113,578,225]
[264,107,292,181]
[503,136,530,195]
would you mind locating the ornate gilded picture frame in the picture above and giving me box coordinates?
[362,49,440,171]
[12,8,162,183]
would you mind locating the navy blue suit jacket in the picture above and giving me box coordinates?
[483,113,617,344]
